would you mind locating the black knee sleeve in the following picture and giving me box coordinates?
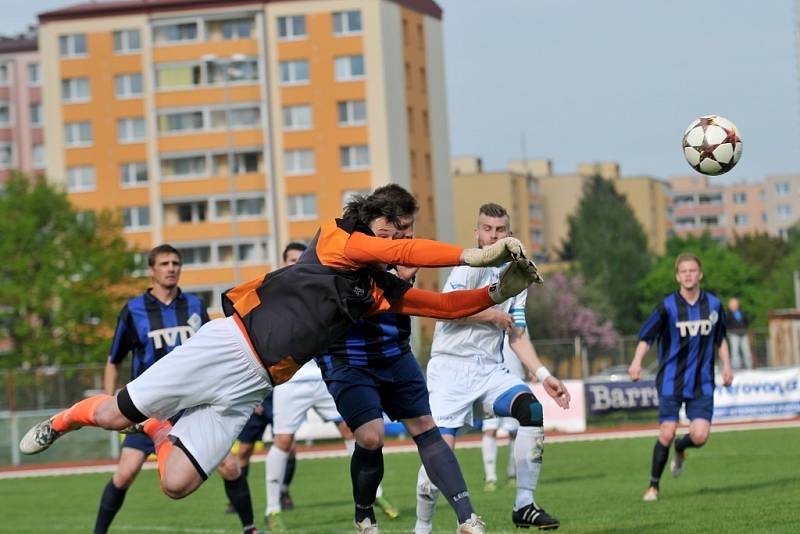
[511,392,543,427]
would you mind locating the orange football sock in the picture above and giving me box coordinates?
[143,418,175,481]
[51,394,113,433]
[156,439,174,481]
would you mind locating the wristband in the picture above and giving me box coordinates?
[535,367,552,382]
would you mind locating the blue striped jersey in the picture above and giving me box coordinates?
[638,290,726,398]
[109,289,209,380]
[317,312,411,369]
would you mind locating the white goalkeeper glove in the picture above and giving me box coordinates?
[488,256,544,304]
[462,237,526,267]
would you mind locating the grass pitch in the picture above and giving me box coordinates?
[1,427,797,533]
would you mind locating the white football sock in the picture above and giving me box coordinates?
[514,426,544,510]
[507,435,517,478]
[481,434,497,481]
[265,446,289,514]
[414,465,440,534]
[345,438,356,455]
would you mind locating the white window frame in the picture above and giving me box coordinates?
[64,122,93,147]
[333,11,362,36]
[59,34,87,58]
[0,101,12,127]
[29,103,42,126]
[287,193,318,221]
[117,117,146,143]
[176,245,212,266]
[282,104,312,131]
[114,73,144,99]
[277,15,307,40]
[335,55,365,81]
[777,204,792,219]
[153,19,202,45]
[734,213,748,226]
[120,162,149,188]
[0,143,13,169]
[340,145,369,171]
[775,182,791,196]
[113,29,142,54]
[337,100,366,126]
[66,165,96,192]
[122,206,151,231]
[284,148,315,175]
[732,191,747,204]
[158,109,205,134]
[220,18,254,40]
[62,78,91,103]
[27,63,40,86]
[160,153,209,180]
[32,144,46,169]
[0,62,10,86]
[280,60,309,86]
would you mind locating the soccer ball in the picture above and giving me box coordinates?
[682,115,742,175]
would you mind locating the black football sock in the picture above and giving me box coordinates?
[283,453,296,487]
[675,434,698,453]
[650,441,670,489]
[240,463,250,480]
[94,479,127,534]
[414,427,474,524]
[351,444,383,523]
[224,473,255,527]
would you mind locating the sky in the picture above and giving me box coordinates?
[4,0,799,183]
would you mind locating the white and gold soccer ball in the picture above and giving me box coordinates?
[682,115,742,175]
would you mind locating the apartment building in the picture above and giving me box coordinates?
[0,31,44,181]
[38,0,451,311]
[669,175,727,240]
[724,181,766,239]
[764,174,800,238]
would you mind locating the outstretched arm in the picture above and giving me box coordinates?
[344,232,463,268]
[387,287,495,319]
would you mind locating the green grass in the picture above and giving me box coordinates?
[1,427,798,533]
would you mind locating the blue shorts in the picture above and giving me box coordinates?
[321,352,431,431]
[658,395,713,423]
[237,408,273,443]
[121,432,155,456]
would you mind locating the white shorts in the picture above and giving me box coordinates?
[482,417,520,433]
[426,356,530,430]
[273,378,342,435]
[126,317,271,476]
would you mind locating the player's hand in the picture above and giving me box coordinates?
[462,237,527,267]
[395,265,419,281]
[489,257,543,304]
[722,365,733,386]
[491,310,515,332]
[254,405,265,416]
[544,376,571,409]
[628,362,642,381]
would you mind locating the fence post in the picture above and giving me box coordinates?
[9,369,20,466]
[576,336,588,378]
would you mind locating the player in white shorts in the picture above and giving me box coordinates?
[415,203,571,533]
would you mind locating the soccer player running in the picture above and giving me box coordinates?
[20,184,539,533]
[628,253,733,502]
[93,245,260,534]
[415,203,570,533]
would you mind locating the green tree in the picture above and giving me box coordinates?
[731,232,790,278]
[565,176,652,334]
[0,173,139,368]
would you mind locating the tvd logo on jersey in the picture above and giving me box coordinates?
[675,310,718,337]
[147,313,203,349]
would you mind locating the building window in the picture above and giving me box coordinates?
[177,245,211,265]
[335,55,365,81]
[284,149,315,175]
[407,106,414,132]
[282,104,312,130]
[113,29,141,53]
[699,215,719,226]
[341,189,369,209]
[232,152,260,174]
[419,66,427,93]
[207,59,259,84]
[675,216,696,228]
[0,102,11,126]
[120,162,148,187]
[775,182,790,196]
[66,166,96,192]
[64,122,93,146]
[59,34,87,57]
[122,206,151,230]
[177,202,207,223]
[118,118,146,143]
[209,106,260,129]
[0,144,12,169]
[333,11,362,35]
[32,144,45,169]
[158,110,204,133]
[698,193,722,205]
[221,18,253,39]
[280,60,309,85]
[0,63,9,86]
[340,145,369,170]
[278,15,307,40]
[422,110,429,137]
[337,100,366,126]
[115,73,143,98]
[30,103,42,126]
[777,204,792,219]
[734,213,748,226]
[732,191,747,204]
[62,78,91,102]
[161,155,207,178]
[235,197,265,217]
[154,22,199,44]
[27,63,40,85]
[530,228,543,242]
[288,194,317,220]
[673,194,694,207]
[156,64,203,89]
[762,212,768,223]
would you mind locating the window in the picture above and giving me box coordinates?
[64,122,93,146]
[732,191,747,204]
[236,197,265,217]
[762,212,768,223]
[282,104,312,130]
[699,215,719,226]
[734,214,749,226]
[114,73,143,98]
[113,30,141,53]
[698,193,722,205]
[288,194,317,220]
[528,204,543,219]
[333,11,362,35]
[30,103,42,126]
[120,162,148,187]
[0,102,10,126]
[280,60,309,85]
[158,110,204,133]
[207,59,259,84]
[178,246,211,265]
[66,166,96,192]
[777,204,792,219]
[340,145,369,170]
[154,22,198,44]
[118,118,146,142]
[0,63,8,85]
[530,228,543,242]
[122,206,151,230]
[176,202,207,223]
[238,243,258,262]
[278,15,307,40]
[0,144,12,169]
[775,182,791,196]
[59,34,87,57]
[156,64,203,89]
[62,78,91,102]
[209,106,260,129]
[284,148,314,175]
[341,189,369,208]
[232,152,260,174]
[417,22,424,49]
[422,110,429,137]
[27,63,40,85]
[221,19,253,39]
[32,144,45,169]
[673,194,694,206]
[335,55,365,81]
[337,100,366,126]
[407,106,414,132]
[675,217,696,228]
[419,66,426,93]
[161,155,207,178]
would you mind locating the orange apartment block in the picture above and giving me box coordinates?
[38,0,452,312]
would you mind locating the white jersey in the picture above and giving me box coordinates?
[430,265,528,365]
[286,360,323,382]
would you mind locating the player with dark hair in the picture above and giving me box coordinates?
[20,184,539,533]
[93,245,260,534]
[629,253,733,502]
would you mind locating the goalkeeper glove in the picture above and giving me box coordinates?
[462,237,526,267]
[488,257,544,304]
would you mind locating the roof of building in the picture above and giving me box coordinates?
[39,0,442,23]
[0,35,37,54]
